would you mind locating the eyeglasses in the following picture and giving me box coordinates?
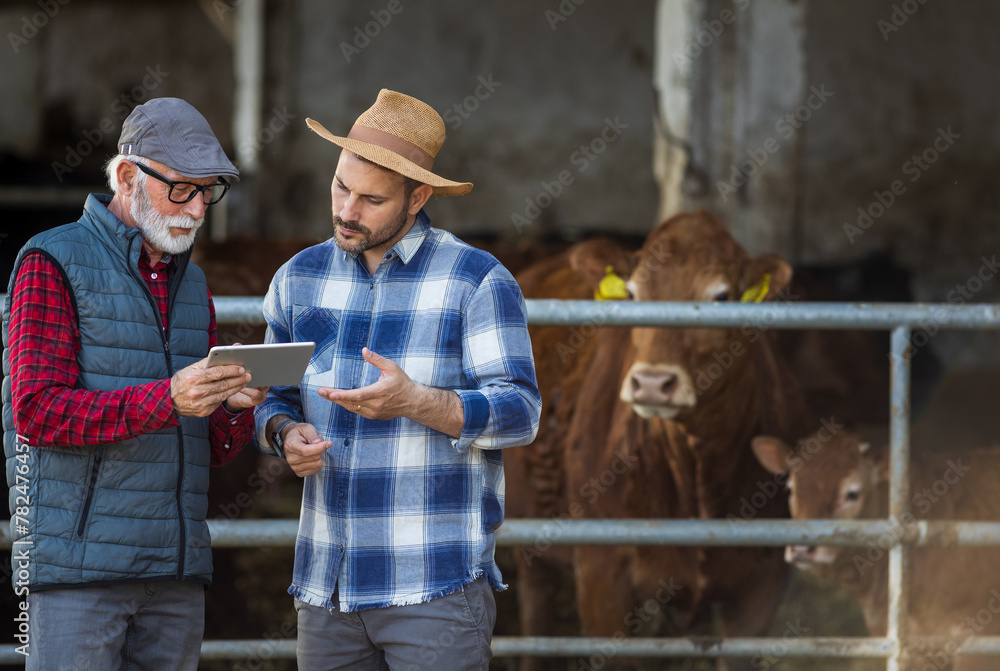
[132,161,230,205]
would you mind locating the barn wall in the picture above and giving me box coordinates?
[248,0,659,244]
[0,1,235,185]
[803,0,1000,369]
[801,0,1000,287]
[657,0,1000,370]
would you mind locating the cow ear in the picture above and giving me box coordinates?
[859,441,890,479]
[568,238,637,293]
[751,435,793,475]
[742,253,793,302]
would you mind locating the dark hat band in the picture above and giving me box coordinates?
[347,125,434,171]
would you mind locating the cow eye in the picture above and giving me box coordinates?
[844,490,860,502]
[713,291,730,302]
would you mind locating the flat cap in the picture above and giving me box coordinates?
[118,97,239,182]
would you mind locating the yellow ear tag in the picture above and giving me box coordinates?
[740,273,771,303]
[595,266,629,301]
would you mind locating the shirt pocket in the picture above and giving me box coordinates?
[293,306,340,381]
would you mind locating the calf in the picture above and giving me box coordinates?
[752,430,1000,671]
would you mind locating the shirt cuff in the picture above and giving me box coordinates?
[220,400,249,424]
[451,389,489,453]
[254,404,301,456]
[150,378,180,429]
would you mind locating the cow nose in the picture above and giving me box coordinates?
[629,370,678,405]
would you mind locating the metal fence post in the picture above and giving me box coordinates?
[887,325,912,671]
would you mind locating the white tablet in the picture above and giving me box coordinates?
[206,342,316,388]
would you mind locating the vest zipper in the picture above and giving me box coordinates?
[129,239,186,578]
[76,452,103,537]
[176,424,186,578]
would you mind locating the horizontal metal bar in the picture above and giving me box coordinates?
[203,297,1000,330]
[0,636,894,664]
[0,186,101,209]
[7,519,1000,550]
[5,295,999,330]
[490,636,896,658]
[7,635,1000,663]
[525,299,1000,329]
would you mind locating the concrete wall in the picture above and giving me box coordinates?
[0,0,234,186]
[801,0,1000,368]
[249,0,659,243]
[656,0,1000,369]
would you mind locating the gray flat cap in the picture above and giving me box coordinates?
[118,97,239,182]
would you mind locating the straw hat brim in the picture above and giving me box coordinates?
[306,118,472,197]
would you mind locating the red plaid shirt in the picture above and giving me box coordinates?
[8,247,253,466]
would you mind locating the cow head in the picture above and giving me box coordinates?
[751,431,887,566]
[570,211,792,420]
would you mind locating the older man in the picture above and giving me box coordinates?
[255,89,541,670]
[3,97,265,670]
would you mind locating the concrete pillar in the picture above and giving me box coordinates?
[654,0,808,260]
[652,0,699,224]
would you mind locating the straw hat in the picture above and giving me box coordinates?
[306,89,472,197]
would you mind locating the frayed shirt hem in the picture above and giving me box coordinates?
[287,571,507,613]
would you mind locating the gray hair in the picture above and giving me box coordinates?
[104,154,151,194]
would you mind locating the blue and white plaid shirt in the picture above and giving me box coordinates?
[255,211,541,612]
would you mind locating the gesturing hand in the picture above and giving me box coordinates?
[318,347,416,420]
[280,422,333,477]
[171,358,251,417]
[316,348,465,438]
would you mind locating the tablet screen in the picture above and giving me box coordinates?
[205,342,316,388]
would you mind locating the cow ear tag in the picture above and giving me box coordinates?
[595,266,629,301]
[740,273,771,303]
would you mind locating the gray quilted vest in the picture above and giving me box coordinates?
[3,193,214,590]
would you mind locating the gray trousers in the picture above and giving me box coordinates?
[295,577,496,671]
[25,580,204,671]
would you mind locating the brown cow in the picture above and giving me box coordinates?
[507,211,812,671]
[752,430,1000,671]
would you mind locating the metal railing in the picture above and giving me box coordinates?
[3,296,1000,668]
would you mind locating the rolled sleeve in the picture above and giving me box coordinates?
[451,388,490,453]
[457,266,542,451]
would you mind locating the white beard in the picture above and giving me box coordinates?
[130,181,204,255]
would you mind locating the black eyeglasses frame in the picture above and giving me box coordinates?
[131,161,230,205]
